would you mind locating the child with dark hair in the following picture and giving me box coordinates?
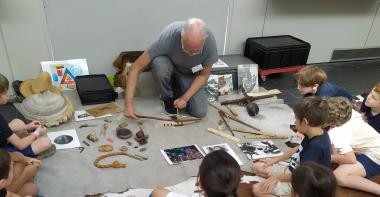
[252,96,331,196]
[360,83,380,133]
[325,97,380,195]
[152,150,241,197]
[0,148,40,197]
[295,65,352,100]
[0,73,52,158]
[291,162,337,197]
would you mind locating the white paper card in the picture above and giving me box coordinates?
[47,129,81,150]
[203,143,243,165]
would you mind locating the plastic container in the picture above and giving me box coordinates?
[75,74,117,105]
[244,35,310,70]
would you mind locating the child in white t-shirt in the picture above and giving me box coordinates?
[325,97,380,195]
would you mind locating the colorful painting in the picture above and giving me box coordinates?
[161,144,204,165]
[41,59,89,90]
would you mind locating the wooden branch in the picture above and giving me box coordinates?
[154,120,200,128]
[221,89,282,106]
[137,115,201,122]
[221,94,275,105]
[243,134,288,140]
[225,105,238,117]
[207,128,240,142]
[218,111,234,136]
[231,128,287,139]
[209,102,261,131]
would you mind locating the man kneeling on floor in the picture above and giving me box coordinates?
[124,18,218,119]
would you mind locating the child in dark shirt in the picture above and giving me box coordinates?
[361,83,380,133]
[251,96,331,196]
[295,65,352,101]
[0,73,52,157]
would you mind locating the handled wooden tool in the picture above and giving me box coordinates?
[137,115,201,123]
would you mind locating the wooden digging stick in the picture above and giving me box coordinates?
[225,105,238,117]
[218,111,235,136]
[231,128,287,139]
[137,115,201,122]
[209,102,261,131]
[243,134,288,140]
[207,128,240,142]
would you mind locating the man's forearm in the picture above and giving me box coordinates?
[124,51,151,103]
[182,66,211,101]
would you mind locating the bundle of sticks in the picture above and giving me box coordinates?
[208,103,287,140]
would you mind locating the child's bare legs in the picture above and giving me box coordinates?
[334,162,380,195]
[17,182,38,197]
[8,162,38,197]
[31,136,52,154]
[9,119,52,154]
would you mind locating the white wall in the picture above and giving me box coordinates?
[1,0,380,81]
[0,0,53,81]
[43,0,229,76]
[226,0,380,63]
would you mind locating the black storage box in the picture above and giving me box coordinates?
[244,35,310,70]
[75,74,117,105]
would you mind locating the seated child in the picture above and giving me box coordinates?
[0,148,40,197]
[251,96,331,197]
[291,162,337,197]
[0,73,52,157]
[360,83,380,133]
[151,150,241,197]
[295,65,352,100]
[325,97,380,195]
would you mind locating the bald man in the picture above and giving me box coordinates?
[124,18,218,119]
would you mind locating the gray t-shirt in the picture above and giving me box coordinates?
[148,21,218,74]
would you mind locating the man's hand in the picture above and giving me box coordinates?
[26,120,41,131]
[174,97,188,109]
[124,101,138,119]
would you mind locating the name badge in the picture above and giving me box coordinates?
[191,64,203,73]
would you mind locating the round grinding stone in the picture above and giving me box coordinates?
[117,128,133,139]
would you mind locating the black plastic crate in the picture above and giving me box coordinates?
[244,35,310,70]
[75,74,117,105]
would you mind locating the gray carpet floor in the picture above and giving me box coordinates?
[19,91,295,196]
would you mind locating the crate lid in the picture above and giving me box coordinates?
[76,74,114,93]
[247,35,310,50]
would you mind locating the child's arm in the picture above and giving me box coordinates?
[257,146,299,167]
[7,126,46,150]
[331,151,356,164]
[9,152,27,164]
[6,191,22,197]
[7,162,40,193]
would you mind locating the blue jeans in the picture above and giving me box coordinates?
[151,56,207,118]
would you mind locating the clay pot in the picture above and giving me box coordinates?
[246,102,259,116]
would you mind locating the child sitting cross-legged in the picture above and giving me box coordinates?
[0,73,52,158]
[251,96,331,197]
[325,96,380,195]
